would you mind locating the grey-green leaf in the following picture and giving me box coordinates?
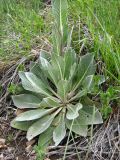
[27,108,62,141]
[64,48,76,79]
[57,80,70,99]
[71,107,103,126]
[30,62,48,84]
[71,90,87,101]
[19,72,51,96]
[27,114,55,141]
[15,108,56,121]
[81,105,103,124]
[12,94,41,109]
[38,127,54,147]
[66,119,88,137]
[52,0,68,46]
[11,119,35,131]
[66,103,82,120]
[53,114,66,146]
[39,50,50,61]
[75,53,95,90]
[41,97,60,108]
[83,75,94,91]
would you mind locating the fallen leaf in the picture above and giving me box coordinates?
[26,139,36,147]
[25,145,32,152]
[0,138,7,149]
[15,109,27,116]
[8,147,15,152]
[0,154,4,160]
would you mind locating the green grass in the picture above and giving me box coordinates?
[69,0,120,81]
[0,0,45,62]
[87,0,120,79]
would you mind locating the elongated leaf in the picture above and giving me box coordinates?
[52,112,62,126]
[83,75,94,91]
[79,53,95,76]
[52,26,62,55]
[53,114,66,146]
[27,115,54,141]
[15,108,56,121]
[74,53,95,91]
[52,0,68,43]
[19,72,51,96]
[40,56,50,69]
[70,90,87,101]
[69,106,102,126]
[11,119,35,131]
[27,109,61,140]
[38,127,54,147]
[64,48,76,79]
[66,103,82,120]
[67,27,74,48]
[69,63,77,81]
[12,94,41,109]
[30,62,48,85]
[81,106,103,124]
[39,56,59,86]
[57,80,70,99]
[40,50,50,61]
[41,97,60,108]
[51,55,64,80]
[66,119,88,137]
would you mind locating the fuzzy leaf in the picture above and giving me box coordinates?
[75,53,95,90]
[39,56,59,86]
[12,94,41,109]
[53,114,66,146]
[69,106,103,126]
[52,0,68,35]
[51,55,64,80]
[83,75,94,91]
[52,0,68,54]
[38,127,54,147]
[27,115,54,141]
[27,109,61,141]
[11,119,35,131]
[67,27,74,48]
[30,62,48,84]
[40,50,50,61]
[69,90,87,101]
[15,108,56,121]
[57,80,70,99]
[81,106,103,124]
[41,97,60,108]
[64,48,76,79]
[69,63,77,81]
[79,53,95,77]
[66,119,88,137]
[66,103,82,120]
[19,72,51,96]
[40,56,50,69]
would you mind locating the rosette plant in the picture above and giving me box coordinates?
[11,0,103,146]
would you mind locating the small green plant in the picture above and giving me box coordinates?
[34,145,46,160]
[11,0,103,146]
[100,87,118,119]
[8,83,23,95]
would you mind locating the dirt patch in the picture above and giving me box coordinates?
[0,104,36,160]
